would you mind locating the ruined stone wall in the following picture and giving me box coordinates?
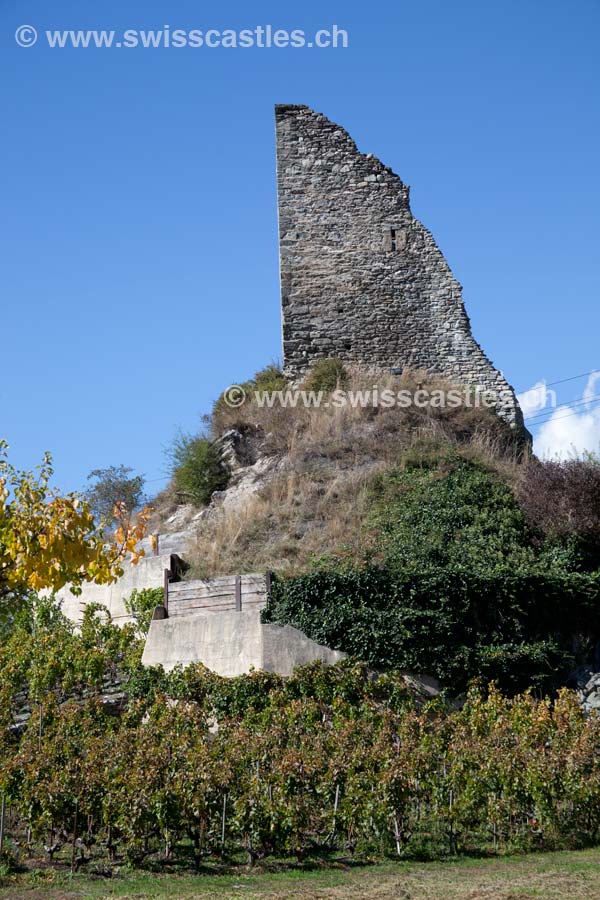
[275,104,523,426]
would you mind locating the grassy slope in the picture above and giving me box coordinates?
[2,849,599,900]
[170,368,527,578]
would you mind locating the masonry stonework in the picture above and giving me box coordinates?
[275,105,523,427]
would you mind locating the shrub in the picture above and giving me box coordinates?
[302,357,348,393]
[368,451,534,572]
[518,456,600,569]
[212,363,287,431]
[167,433,229,507]
[125,587,164,637]
[264,567,598,692]
[253,362,288,393]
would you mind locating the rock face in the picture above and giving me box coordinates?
[572,669,600,714]
[275,104,523,427]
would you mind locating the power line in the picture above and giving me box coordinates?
[517,368,600,394]
[530,399,600,429]
[526,396,600,428]
[545,369,600,389]
[525,391,600,423]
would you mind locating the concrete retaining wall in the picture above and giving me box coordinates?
[142,609,345,676]
[53,553,176,625]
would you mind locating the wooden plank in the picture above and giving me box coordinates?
[168,589,237,601]
[169,575,267,590]
[168,580,236,593]
[169,605,266,618]
[168,587,237,600]
[169,599,237,610]
[235,575,242,612]
[169,581,256,595]
[171,597,235,609]
[169,605,237,617]
[163,568,171,614]
[169,597,267,611]
[168,590,266,606]
[168,598,267,616]
[169,598,237,607]
[169,580,267,593]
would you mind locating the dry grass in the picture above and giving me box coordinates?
[161,369,530,578]
[212,367,525,463]
[189,465,377,578]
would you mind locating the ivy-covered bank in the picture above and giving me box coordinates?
[264,568,600,693]
[264,452,600,693]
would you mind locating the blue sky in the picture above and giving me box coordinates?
[1,0,599,493]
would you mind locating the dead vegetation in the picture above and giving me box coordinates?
[155,367,530,578]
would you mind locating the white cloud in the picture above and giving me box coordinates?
[583,371,600,406]
[517,381,553,418]
[532,371,600,460]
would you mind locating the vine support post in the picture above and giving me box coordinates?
[331,783,340,841]
[221,794,227,850]
[0,793,5,855]
[71,798,79,873]
[393,813,402,856]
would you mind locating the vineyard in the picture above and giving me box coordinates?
[2,436,600,883]
[0,602,600,875]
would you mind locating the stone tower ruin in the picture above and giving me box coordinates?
[275,104,523,427]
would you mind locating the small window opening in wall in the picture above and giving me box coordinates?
[390,227,397,251]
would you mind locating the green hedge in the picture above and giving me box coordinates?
[263,567,600,692]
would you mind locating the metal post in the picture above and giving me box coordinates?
[235,575,242,611]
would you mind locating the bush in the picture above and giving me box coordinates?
[253,363,288,393]
[264,567,600,692]
[518,456,600,569]
[303,357,348,393]
[367,450,534,573]
[167,433,229,507]
[212,363,287,430]
[125,587,164,637]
